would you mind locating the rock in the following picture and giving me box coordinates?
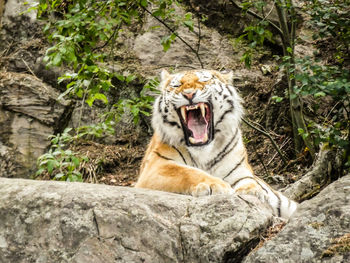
[131,7,241,75]
[0,72,73,178]
[2,0,37,24]
[0,178,273,263]
[282,148,342,202]
[243,174,350,263]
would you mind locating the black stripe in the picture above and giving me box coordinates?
[223,156,245,180]
[230,176,254,188]
[162,115,181,129]
[158,96,163,113]
[227,99,235,108]
[215,109,233,127]
[173,146,187,165]
[227,85,234,97]
[206,129,239,169]
[276,193,281,217]
[218,88,223,96]
[269,187,282,217]
[254,179,269,195]
[155,151,173,161]
[186,150,198,167]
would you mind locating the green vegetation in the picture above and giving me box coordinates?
[36,128,88,182]
[233,0,349,167]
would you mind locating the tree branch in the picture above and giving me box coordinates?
[242,117,288,165]
[92,24,121,52]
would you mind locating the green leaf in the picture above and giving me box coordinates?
[314,91,326,97]
[55,173,65,179]
[71,156,80,167]
[272,96,283,103]
[52,52,62,66]
[93,93,108,104]
[35,168,45,176]
[116,74,125,82]
[47,160,55,174]
[140,0,148,7]
[126,74,136,83]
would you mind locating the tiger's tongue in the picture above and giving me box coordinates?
[187,110,208,140]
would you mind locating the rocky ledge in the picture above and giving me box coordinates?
[0,178,273,263]
[1,175,349,263]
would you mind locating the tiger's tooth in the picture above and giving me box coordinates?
[189,137,196,144]
[200,103,205,117]
[181,107,187,122]
[203,133,208,142]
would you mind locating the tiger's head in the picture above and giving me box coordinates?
[153,69,243,147]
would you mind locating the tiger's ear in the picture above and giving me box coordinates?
[220,70,234,84]
[160,69,171,82]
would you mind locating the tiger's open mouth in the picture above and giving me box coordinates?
[177,102,214,146]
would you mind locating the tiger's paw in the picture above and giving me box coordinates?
[233,182,266,200]
[191,180,234,197]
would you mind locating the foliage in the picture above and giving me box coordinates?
[306,0,350,63]
[296,0,350,167]
[234,0,350,166]
[293,58,350,166]
[36,128,88,182]
[33,0,182,180]
[38,0,141,108]
[35,121,118,181]
[238,20,274,68]
[113,78,159,124]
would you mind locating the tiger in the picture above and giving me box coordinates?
[135,69,298,219]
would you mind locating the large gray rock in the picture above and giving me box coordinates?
[243,174,350,263]
[0,178,273,263]
[0,72,72,178]
[132,12,239,74]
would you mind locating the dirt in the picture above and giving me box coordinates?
[73,137,146,187]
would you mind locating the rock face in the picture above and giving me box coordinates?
[0,178,273,263]
[0,0,73,178]
[0,72,72,178]
[243,174,350,263]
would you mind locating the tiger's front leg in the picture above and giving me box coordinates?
[135,162,233,197]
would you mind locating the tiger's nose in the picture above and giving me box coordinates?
[183,90,197,100]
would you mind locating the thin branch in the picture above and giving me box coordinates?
[288,0,297,50]
[242,117,288,165]
[196,16,201,56]
[229,0,283,37]
[251,137,271,177]
[22,59,40,80]
[92,24,121,51]
[265,0,276,20]
[141,6,204,68]
[274,0,290,51]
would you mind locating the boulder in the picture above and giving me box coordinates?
[243,174,350,263]
[0,178,273,263]
[0,72,72,178]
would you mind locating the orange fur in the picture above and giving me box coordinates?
[135,134,232,195]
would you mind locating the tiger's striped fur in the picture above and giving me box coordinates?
[135,69,298,218]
